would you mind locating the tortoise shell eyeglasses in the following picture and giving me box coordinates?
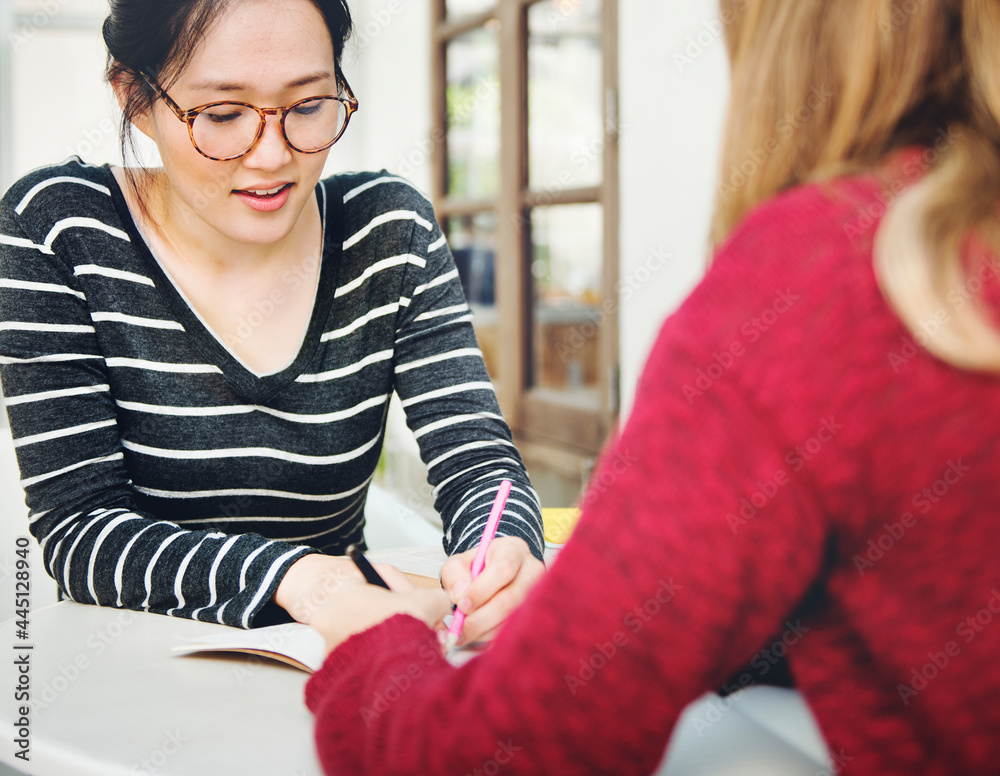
[137,70,359,162]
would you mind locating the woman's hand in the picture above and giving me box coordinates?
[274,553,412,625]
[310,578,453,655]
[440,536,545,645]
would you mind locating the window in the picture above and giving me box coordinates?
[431,0,619,505]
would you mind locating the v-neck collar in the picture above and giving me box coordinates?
[106,166,344,404]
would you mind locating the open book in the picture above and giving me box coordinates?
[172,619,485,673]
[172,621,328,672]
[171,552,479,672]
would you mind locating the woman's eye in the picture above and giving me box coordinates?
[293,102,322,117]
[203,108,243,124]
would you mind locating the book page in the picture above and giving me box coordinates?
[366,546,448,580]
[172,622,326,672]
[171,620,486,673]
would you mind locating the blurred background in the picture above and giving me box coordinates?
[0,0,729,618]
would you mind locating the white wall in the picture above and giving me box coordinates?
[617,0,730,416]
[0,4,14,192]
[2,1,118,190]
[329,0,434,189]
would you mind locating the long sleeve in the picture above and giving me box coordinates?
[389,188,544,560]
[0,175,316,628]
[306,310,830,774]
[307,170,1000,774]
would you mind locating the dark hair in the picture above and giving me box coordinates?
[102,0,353,219]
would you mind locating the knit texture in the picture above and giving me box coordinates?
[0,158,543,628]
[306,166,1000,774]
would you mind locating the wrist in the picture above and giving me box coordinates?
[274,553,354,624]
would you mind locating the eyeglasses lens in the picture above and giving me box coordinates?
[190,98,348,158]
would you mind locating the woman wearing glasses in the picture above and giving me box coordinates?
[0,0,544,636]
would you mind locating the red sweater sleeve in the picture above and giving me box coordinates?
[305,305,832,775]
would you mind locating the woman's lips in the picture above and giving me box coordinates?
[233,183,293,213]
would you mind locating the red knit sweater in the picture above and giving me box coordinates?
[305,166,1000,775]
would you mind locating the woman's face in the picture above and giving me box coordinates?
[139,0,339,249]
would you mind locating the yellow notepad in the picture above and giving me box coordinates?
[542,508,581,546]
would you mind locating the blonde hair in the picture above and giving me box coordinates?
[712,0,1000,371]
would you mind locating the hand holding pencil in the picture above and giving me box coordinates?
[444,480,512,649]
[311,479,546,654]
[439,481,546,648]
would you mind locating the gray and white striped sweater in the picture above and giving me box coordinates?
[0,157,542,628]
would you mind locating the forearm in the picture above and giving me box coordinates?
[306,317,831,775]
[35,504,314,626]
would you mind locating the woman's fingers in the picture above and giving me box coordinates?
[312,582,453,655]
[373,562,417,593]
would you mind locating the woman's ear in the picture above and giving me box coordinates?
[110,68,155,139]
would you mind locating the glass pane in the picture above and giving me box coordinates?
[448,212,499,379]
[446,27,501,200]
[530,204,602,392]
[528,0,603,191]
[446,0,496,18]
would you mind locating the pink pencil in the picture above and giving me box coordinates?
[445,479,512,650]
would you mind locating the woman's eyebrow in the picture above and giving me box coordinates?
[187,71,334,92]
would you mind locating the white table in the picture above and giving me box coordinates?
[0,600,322,776]
[0,581,833,776]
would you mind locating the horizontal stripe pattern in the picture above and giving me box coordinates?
[74,264,154,286]
[0,159,543,630]
[0,278,86,299]
[15,176,110,214]
[91,312,185,330]
[45,217,130,250]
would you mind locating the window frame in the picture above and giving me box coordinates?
[430,0,619,462]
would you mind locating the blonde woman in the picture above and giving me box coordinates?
[304,1,1000,773]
